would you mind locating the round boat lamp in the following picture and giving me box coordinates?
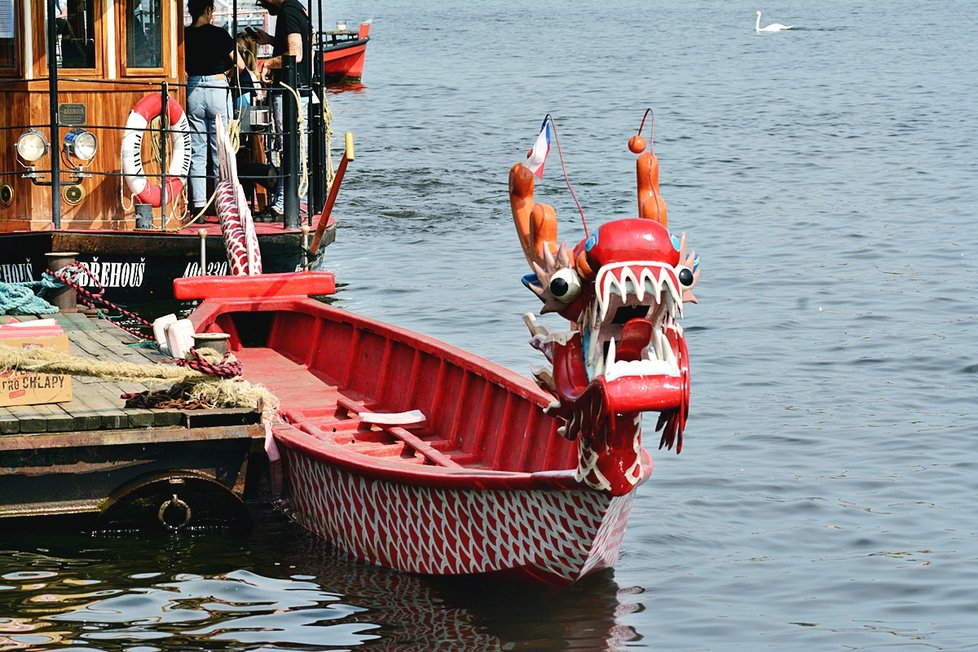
[16,129,48,162]
[0,184,13,206]
[63,128,98,161]
[62,184,86,205]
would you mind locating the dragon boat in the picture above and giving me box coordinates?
[174,117,701,587]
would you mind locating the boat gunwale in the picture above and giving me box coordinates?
[273,418,598,492]
[185,292,647,493]
[321,37,369,55]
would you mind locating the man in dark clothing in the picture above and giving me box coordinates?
[252,0,311,219]
[253,0,311,88]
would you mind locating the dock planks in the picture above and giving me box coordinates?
[0,310,256,435]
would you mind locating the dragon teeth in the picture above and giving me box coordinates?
[584,263,689,381]
[634,273,647,302]
[599,273,616,321]
[620,269,637,302]
[664,335,678,368]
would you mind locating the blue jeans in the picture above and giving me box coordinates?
[186,74,231,207]
[270,91,310,211]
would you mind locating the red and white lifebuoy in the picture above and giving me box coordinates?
[120,93,192,207]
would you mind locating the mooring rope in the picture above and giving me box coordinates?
[0,281,59,315]
[176,347,243,379]
[0,343,279,421]
[41,264,154,341]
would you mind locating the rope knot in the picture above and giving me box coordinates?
[175,347,243,378]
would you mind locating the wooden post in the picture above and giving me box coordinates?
[198,229,208,275]
[309,132,354,256]
[45,252,79,312]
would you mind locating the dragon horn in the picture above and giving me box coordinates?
[631,132,668,226]
[575,250,594,281]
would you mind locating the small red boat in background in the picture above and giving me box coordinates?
[176,272,651,587]
[320,21,371,83]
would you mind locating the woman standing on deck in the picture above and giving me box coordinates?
[184,0,236,214]
[231,33,263,116]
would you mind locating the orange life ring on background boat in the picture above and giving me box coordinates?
[120,93,192,207]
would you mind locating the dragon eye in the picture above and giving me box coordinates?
[549,268,582,303]
[677,267,694,287]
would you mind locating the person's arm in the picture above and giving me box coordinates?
[230,47,245,71]
[263,34,302,70]
[218,33,241,72]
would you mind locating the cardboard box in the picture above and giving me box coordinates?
[0,333,73,407]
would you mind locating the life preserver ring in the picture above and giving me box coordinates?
[120,93,192,207]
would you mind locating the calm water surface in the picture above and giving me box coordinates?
[3,0,977,649]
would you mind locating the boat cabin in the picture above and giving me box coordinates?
[0,0,187,230]
[0,0,331,231]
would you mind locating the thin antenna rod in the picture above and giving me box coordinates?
[548,115,589,237]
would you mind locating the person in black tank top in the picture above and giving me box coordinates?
[184,0,237,214]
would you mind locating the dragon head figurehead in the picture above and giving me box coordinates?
[509,129,700,496]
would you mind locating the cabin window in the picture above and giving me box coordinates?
[54,0,97,69]
[0,0,16,70]
[126,0,163,68]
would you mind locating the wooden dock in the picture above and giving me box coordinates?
[0,310,266,531]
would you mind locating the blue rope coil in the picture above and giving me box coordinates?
[0,280,59,315]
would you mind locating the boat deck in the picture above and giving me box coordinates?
[235,346,460,468]
[1,311,260,434]
[0,310,265,525]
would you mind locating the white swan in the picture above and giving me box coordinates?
[754,10,794,33]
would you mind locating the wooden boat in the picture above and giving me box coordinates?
[167,115,700,587]
[320,21,371,83]
[176,272,649,586]
[0,0,335,308]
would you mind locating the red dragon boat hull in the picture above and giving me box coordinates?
[176,273,652,587]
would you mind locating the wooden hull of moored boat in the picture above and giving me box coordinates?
[321,22,371,83]
[280,443,637,586]
[322,42,368,82]
[0,220,334,310]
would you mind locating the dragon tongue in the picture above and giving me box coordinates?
[617,318,652,362]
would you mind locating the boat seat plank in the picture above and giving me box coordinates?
[332,396,461,469]
[232,346,462,468]
[293,420,429,465]
[281,407,460,468]
[383,424,461,467]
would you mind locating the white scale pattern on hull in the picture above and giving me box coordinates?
[282,446,636,583]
